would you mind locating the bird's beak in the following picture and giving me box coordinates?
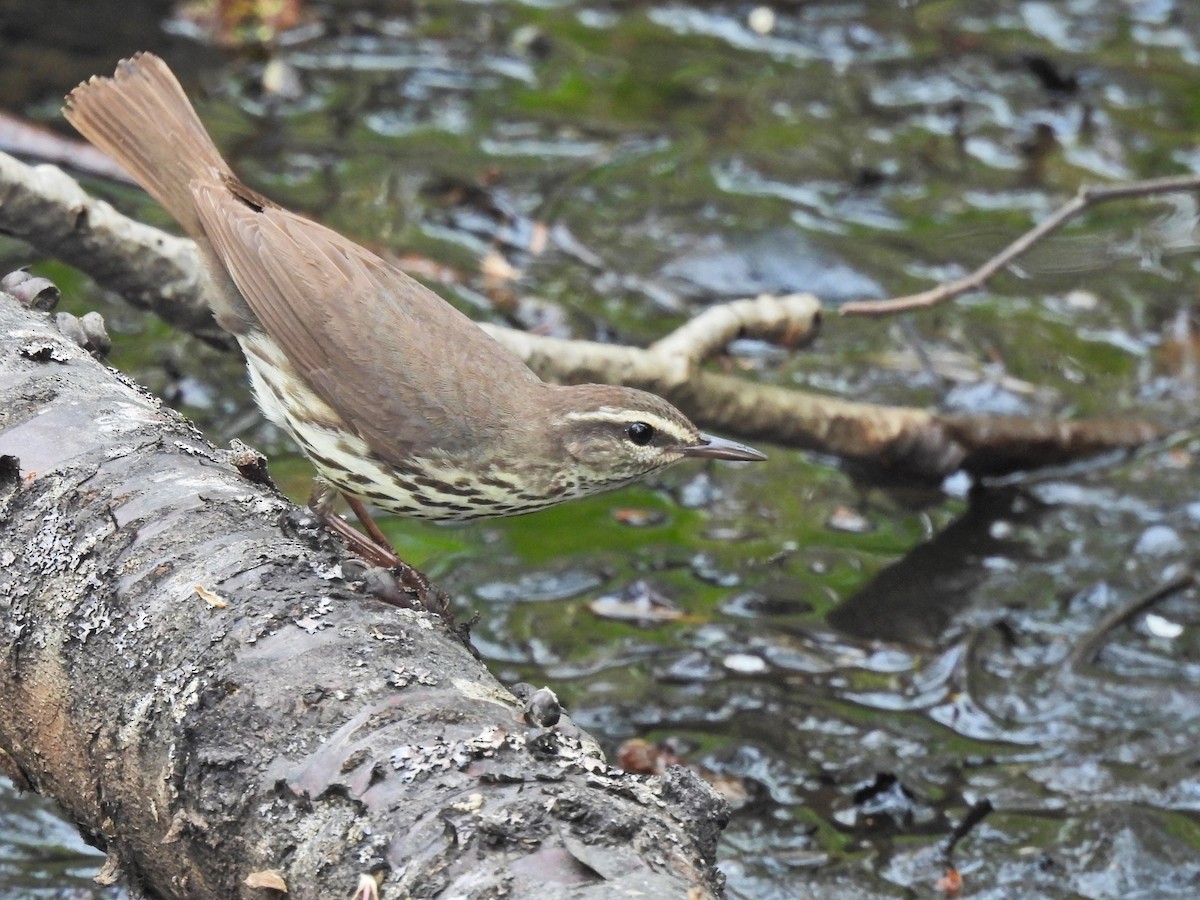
[676,433,767,462]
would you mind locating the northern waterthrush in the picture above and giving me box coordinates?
[64,54,765,559]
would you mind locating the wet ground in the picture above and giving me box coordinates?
[3,1,1200,897]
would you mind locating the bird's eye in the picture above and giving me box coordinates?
[626,422,655,446]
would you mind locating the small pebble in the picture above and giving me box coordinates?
[723,652,768,674]
[748,6,776,35]
[1133,524,1184,557]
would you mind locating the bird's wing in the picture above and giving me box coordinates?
[191,178,540,459]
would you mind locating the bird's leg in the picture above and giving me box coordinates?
[343,494,395,553]
[307,482,442,607]
[321,511,398,568]
[341,494,445,608]
[308,481,399,568]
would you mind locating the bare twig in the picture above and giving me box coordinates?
[940,798,994,865]
[1067,569,1195,670]
[841,174,1200,317]
[0,152,224,340]
[650,292,821,364]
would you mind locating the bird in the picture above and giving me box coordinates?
[64,53,765,564]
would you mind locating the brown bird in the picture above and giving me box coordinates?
[64,54,765,563]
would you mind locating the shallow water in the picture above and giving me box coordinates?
[3,1,1200,896]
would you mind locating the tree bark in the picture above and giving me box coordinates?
[0,292,728,899]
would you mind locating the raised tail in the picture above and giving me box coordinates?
[63,53,231,238]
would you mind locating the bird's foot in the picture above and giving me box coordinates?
[307,483,456,627]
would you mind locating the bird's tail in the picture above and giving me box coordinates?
[64,52,232,238]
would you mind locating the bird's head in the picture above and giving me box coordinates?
[537,384,765,496]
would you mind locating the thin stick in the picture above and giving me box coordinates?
[841,174,1200,317]
[1067,569,1195,670]
[941,798,994,865]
